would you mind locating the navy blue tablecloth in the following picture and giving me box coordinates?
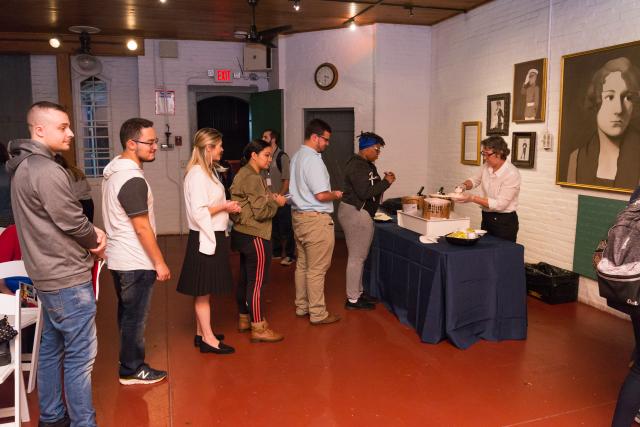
[363,222,527,349]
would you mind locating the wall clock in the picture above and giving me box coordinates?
[314,63,338,90]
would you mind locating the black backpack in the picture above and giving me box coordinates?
[275,150,287,173]
[594,200,640,314]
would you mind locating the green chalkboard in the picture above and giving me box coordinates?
[573,195,627,279]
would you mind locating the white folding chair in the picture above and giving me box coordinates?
[0,292,29,425]
[0,261,42,394]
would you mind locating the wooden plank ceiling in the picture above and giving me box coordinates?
[0,0,491,43]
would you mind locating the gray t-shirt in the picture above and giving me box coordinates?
[264,147,290,194]
[118,177,149,217]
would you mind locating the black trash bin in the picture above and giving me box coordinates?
[525,262,579,304]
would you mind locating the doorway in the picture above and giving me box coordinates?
[303,108,355,236]
[197,96,249,161]
[189,85,259,168]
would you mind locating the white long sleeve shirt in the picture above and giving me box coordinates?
[468,161,521,213]
[184,166,229,255]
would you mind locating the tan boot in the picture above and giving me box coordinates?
[238,314,251,333]
[250,320,284,343]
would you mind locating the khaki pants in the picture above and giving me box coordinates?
[292,211,335,322]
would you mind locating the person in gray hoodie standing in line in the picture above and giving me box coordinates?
[338,132,395,311]
[8,101,106,427]
[102,118,171,386]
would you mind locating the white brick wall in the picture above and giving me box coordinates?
[30,55,58,103]
[279,26,376,155]
[137,39,270,234]
[428,0,640,314]
[279,24,431,197]
[373,24,431,197]
[69,56,140,230]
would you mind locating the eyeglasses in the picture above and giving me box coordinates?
[133,138,159,146]
[480,150,496,157]
[372,146,382,153]
[315,133,330,143]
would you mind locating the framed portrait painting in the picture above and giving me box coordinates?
[486,93,510,136]
[461,121,481,165]
[512,132,536,169]
[557,40,640,193]
[512,58,547,123]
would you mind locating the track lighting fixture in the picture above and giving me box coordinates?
[292,0,301,11]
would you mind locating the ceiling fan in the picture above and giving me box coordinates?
[236,0,292,48]
[69,25,102,76]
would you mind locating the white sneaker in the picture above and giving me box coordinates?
[280,256,294,266]
[635,409,640,424]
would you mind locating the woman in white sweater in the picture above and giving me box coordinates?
[177,128,241,354]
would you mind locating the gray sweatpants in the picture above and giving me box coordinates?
[337,202,375,301]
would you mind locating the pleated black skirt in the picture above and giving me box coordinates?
[177,229,233,296]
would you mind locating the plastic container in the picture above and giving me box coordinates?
[423,198,451,219]
[401,196,423,217]
[525,262,578,304]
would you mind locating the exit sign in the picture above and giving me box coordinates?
[214,69,232,83]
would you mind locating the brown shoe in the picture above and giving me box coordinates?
[238,314,251,333]
[250,320,284,343]
[310,312,341,326]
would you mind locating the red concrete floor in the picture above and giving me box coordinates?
[3,236,636,426]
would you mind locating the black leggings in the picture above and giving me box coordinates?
[612,315,640,426]
[231,230,272,323]
[481,211,519,242]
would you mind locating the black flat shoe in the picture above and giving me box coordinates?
[345,297,375,310]
[194,333,225,347]
[199,340,235,354]
[361,293,379,304]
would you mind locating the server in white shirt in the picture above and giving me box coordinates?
[457,136,521,242]
[177,128,240,355]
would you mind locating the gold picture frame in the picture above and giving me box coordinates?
[512,58,547,123]
[557,40,640,193]
[461,121,482,165]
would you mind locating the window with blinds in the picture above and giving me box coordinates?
[79,77,111,177]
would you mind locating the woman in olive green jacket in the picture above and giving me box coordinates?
[230,139,286,343]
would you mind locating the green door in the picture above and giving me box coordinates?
[250,89,284,148]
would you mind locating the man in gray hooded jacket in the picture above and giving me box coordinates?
[7,101,105,427]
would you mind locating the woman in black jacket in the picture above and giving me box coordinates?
[337,132,395,310]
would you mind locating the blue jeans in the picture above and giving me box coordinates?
[37,281,97,427]
[111,269,156,376]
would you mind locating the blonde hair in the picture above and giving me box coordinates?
[186,128,223,180]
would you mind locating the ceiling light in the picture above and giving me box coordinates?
[159,0,166,2]
[126,39,138,51]
[293,0,300,11]
[49,37,61,48]
[349,19,357,31]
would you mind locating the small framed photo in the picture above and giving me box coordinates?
[513,58,547,123]
[461,121,482,165]
[486,93,510,136]
[512,132,536,168]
